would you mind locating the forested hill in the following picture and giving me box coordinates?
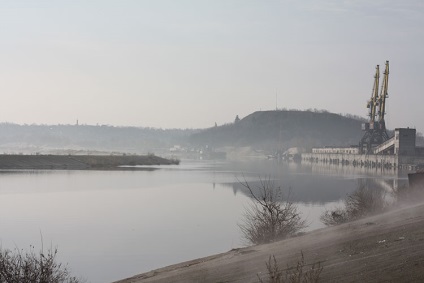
[189,110,367,150]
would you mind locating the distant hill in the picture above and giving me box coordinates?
[1,111,421,155]
[0,123,197,154]
[189,110,367,151]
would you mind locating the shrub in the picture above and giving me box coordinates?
[239,178,305,245]
[321,184,387,226]
[0,245,82,283]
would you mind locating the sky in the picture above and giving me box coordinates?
[0,0,423,131]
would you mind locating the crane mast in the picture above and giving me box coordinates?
[359,61,390,154]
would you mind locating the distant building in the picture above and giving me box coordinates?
[312,147,360,155]
[312,128,418,157]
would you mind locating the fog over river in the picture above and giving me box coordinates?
[0,159,409,282]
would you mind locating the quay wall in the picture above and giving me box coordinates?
[398,156,424,169]
[302,153,424,170]
[302,153,398,169]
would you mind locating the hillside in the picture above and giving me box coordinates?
[190,110,366,151]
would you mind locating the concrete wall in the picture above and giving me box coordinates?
[302,152,424,170]
[302,153,398,169]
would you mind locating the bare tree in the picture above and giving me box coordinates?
[345,185,386,218]
[239,178,306,245]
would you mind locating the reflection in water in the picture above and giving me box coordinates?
[219,161,408,204]
[0,159,410,283]
[222,179,357,204]
[305,160,410,178]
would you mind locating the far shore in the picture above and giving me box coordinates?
[0,154,179,170]
[115,201,424,283]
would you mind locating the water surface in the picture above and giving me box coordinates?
[0,159,408,282]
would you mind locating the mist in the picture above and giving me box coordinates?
[1,1,424,282]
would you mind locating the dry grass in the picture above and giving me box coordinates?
[258,252,322,283]
[0,245,82,283]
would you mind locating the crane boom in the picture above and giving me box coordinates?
[378,61,389,123]
[367,65,380,123]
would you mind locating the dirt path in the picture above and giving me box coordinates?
[115,202,424,283]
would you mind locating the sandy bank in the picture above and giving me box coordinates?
[0,154,178,170]
[115,202,424,283]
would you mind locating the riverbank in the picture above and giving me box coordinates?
[0,154,179,170]
[115,202,424,283]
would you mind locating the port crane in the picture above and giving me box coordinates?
[359,61,390,154]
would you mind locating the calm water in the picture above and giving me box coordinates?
[0,159,409,282]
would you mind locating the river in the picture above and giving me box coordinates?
[0,159,410,282]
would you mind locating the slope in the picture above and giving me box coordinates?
[115,202,424,283]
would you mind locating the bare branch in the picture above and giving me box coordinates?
[239,178,306,245]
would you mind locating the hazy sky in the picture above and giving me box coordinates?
[0,0,423,130]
